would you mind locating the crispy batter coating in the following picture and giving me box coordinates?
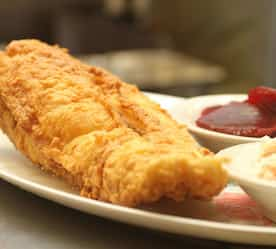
[0,40,227,206]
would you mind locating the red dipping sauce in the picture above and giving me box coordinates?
[196,87,276,137]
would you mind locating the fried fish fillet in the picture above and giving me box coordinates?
[0,40,227,206]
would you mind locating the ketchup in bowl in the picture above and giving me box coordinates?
[196,86,276,137]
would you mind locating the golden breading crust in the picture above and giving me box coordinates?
[0,40,227,206]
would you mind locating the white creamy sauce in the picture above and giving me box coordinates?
[235,140,276,180]
[257,147,276,180]
[219,139,276,180]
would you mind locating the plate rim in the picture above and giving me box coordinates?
[1,165,276,245]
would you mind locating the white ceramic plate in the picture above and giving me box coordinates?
[181,94,262,152]
[1,92,276,246]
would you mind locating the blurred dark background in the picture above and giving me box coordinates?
[0,0,275,96]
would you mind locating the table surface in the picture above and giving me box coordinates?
[0,180,272,249]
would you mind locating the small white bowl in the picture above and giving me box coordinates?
[218,142,276,222]
[179,94,261,152]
